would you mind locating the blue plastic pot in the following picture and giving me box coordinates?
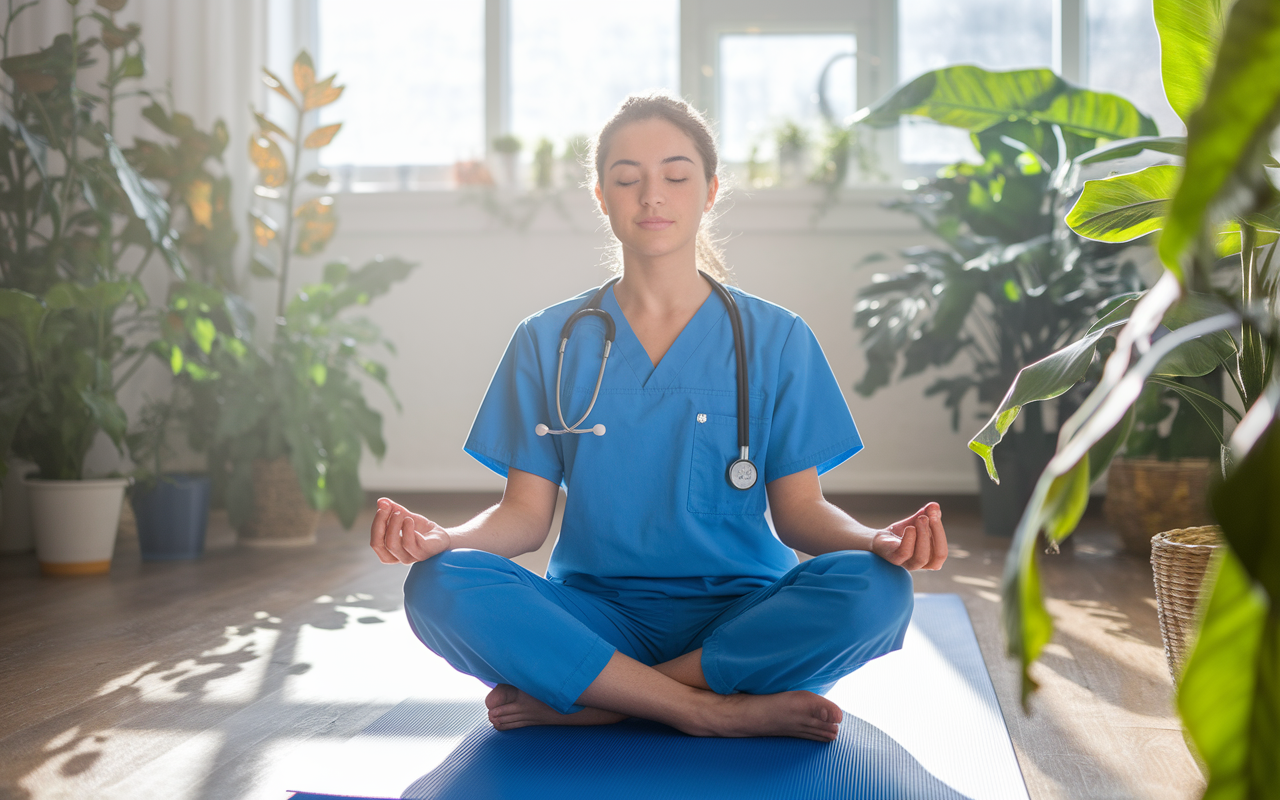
[130,473,211,561]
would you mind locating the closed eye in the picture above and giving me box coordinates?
[616,179,638,186]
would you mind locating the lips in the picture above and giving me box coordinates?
[638,217,674,230]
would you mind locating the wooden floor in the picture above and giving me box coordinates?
[0,493,1205,800]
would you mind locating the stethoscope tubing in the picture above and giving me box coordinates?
[538,272,756,488]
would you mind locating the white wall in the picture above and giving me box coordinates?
[291,185,982,496]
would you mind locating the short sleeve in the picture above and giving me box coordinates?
[764,317,863,483]
[463,321,564,485]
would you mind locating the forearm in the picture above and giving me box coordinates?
[772,498,880,557]
[443,501,549,558]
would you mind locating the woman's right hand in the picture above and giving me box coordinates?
[370,497,452,564]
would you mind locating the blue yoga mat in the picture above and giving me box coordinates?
[289,594,1028,800]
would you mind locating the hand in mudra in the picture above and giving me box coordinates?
[369,497,451,564]
[870,502,948,571]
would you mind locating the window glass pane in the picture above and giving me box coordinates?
[898,0,1053,164]
[511,0,678,151]
[1087,0,1183,136]
[718,34,856,164]
[317,0,484,166]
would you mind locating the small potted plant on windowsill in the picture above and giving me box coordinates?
[774,120,809,187]
[491,133,522,190]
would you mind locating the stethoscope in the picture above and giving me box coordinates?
[534,271,758,491]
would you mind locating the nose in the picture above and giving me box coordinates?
[639,175,664,208]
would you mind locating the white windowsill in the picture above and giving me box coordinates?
[328,184,924,236]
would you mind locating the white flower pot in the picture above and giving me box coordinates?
[1,458,37,554]
[26,477,129,576]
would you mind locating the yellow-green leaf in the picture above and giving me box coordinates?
[293,49,316,93]
[303,74,344,111]
[303,123,342,149]
[185,179,213,229]
[293,197,336,256]
[249,135,287,188]
[169,345,184,375]
[262,67,298,107]
[1066,164,1182,243]
[191,317,216,354]
[309,362,327,386]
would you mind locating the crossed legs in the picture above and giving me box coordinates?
[404,550,912,742]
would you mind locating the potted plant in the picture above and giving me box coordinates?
[849,65,1155,535]
[125,388,211,560]
[491,133,521,189]
[214,50,415,545]
[774,120,808,186]
[973,0,1278,791]
[1100,375,1221,556]
[0,0,185,575]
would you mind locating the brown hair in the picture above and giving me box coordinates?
[590,92,730,283]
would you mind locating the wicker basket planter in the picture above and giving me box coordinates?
[236,457,320,547]
[1151,525,1223,681]
[1104,458,1215,556]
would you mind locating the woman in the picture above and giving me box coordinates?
[370,93,947,743]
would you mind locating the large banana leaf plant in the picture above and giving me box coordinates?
[848,66,1152,526]
[967,0,1280,796]
[206,50,415,530]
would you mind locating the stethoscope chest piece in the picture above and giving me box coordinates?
[727,457,758,490]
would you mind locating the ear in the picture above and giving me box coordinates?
[704,174,719,211]
[594,183,607,215]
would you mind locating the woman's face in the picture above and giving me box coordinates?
[595,117,719,264]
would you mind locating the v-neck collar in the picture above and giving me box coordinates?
[603,284,727,389]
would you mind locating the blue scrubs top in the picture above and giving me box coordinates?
[463,284,863,587]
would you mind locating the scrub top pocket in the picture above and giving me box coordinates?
[688,412,767,516]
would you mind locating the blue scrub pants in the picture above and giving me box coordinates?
[403,550,914,714]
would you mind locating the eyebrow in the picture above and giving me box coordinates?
[609,155,696,170]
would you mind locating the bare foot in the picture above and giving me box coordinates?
[692,690,842,743]
[485,684,628,731]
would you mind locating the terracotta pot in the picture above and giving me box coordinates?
[1103,458,1215,556]
[236,457,320,547]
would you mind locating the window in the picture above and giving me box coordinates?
[317,0,484,186]
[302,0,1186,191]
[511,0,678,151]
[718,33,856,164]
[1087,0,1182,136]
[897,0,1053,164]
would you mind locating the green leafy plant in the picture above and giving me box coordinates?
[214,50,415,530]
[491,133,521,155]
[0,0,183,481]
[968,0,1280,795]
[850,65,1152,446]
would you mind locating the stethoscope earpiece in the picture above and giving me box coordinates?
[536,272,756,489]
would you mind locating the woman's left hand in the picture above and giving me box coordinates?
[871,502,948,571]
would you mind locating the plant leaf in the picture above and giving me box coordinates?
[249,134,288,188]
[1154,0,1230,125]
[1157,0,1280,280]
[303,123,341,149]
[303,74,344,111]
[1076,135,1188,165]
[853,65,1155,140]
[1066,164,1182,243]
[292,49,316,93]
[293,197,336,256]
[261,67,297,107]
[249,209,278,247]
[253,110,292,143]
[1177,546,1275,800]
[105,135,184,278]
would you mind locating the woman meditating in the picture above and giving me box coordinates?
[369,92,948,743]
